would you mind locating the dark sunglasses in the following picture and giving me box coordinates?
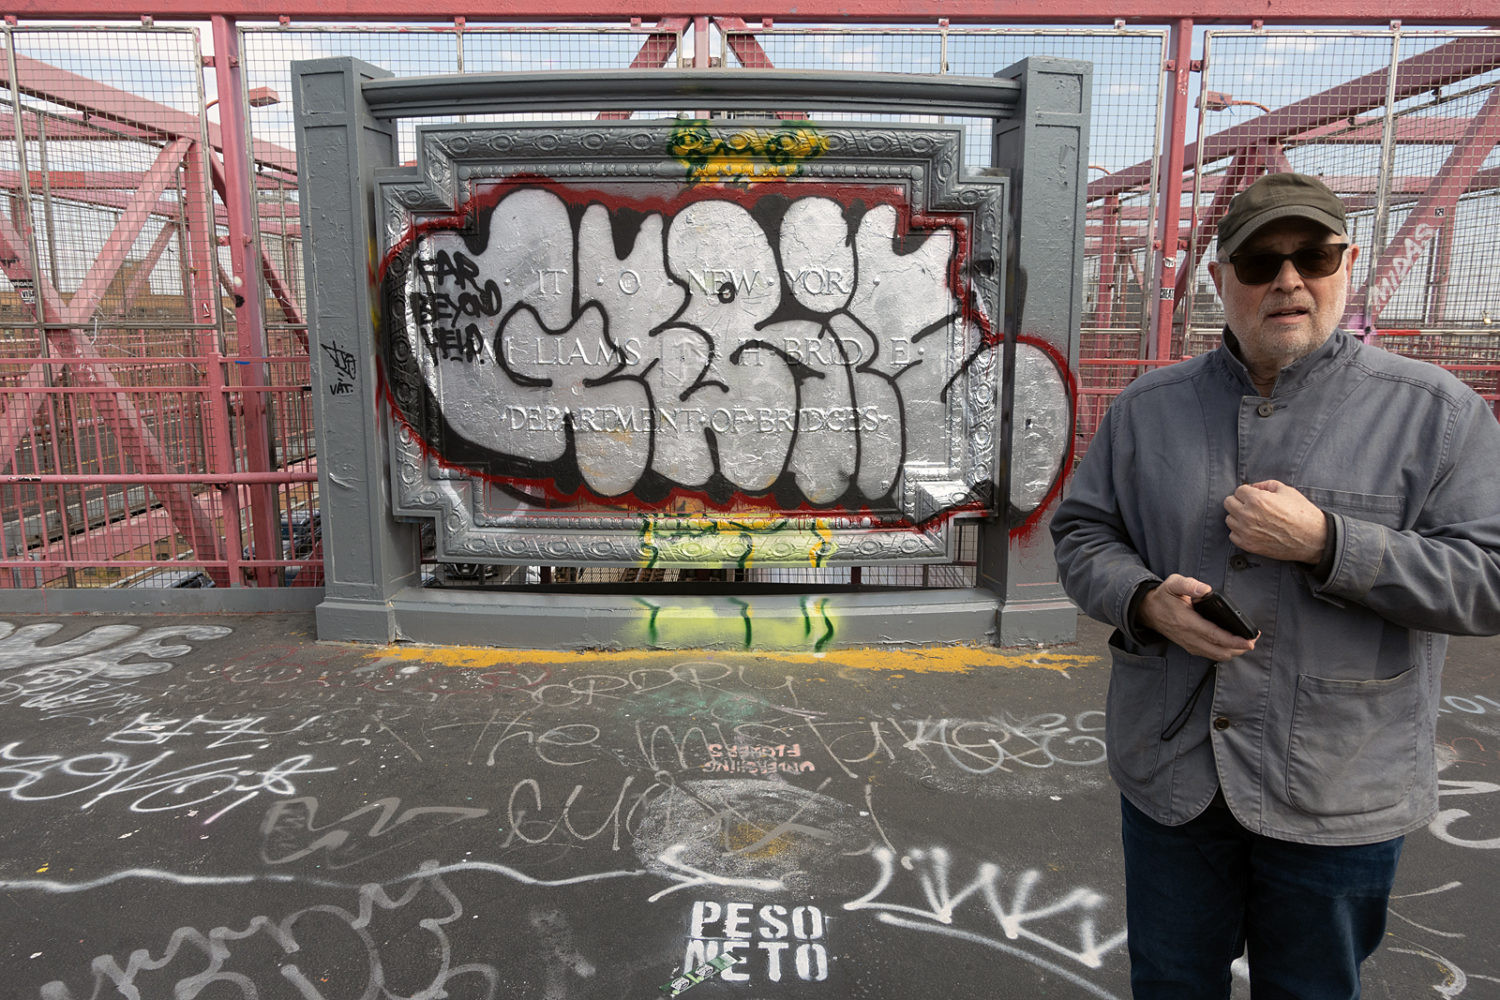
[1226,243,1349,285]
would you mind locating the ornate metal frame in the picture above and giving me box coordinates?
[376,121,1008,567]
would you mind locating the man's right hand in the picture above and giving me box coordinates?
[1138,574,1258,661]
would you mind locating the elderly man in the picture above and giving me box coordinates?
[1051,172,1500,998]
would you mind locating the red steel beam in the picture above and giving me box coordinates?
[74,138,193,312]
[0,111,129,141]
[211,15,281,587]
[715,17,808,118]
[7,169,172,188]
[0,51,297,176]
[0,168,294,192]
[623,15,688,64]
[115,222,178,315]
[261,251,309,334]
[184,138,247,589]
[717,16,777,69]
[598,17,688,119]
[0,211,228,576]
[1150,19,1193,359]
[10,0,1500,25]
[1090,169,1500,226]
[1293,115,1477,146]
[0,174,298,236]
[17,189,293,233]
[1173,146,1276,304]
[1092,36,1500,203]
[693,15,712,67]
[1427,211,1456,325]
[1092,193,1121,327]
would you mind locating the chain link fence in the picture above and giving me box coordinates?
[0,24,321,589]
[4,18,1500,591]
[1183,29,1500,407]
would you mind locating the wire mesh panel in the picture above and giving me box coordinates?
[241,23,681,161]
[955,29,1167,455]
[950,29,1167,460]
[239,21,691,510]
[725,25,944,75]
[240,25,462,164]
[1364,32,1500,336]
[6,28,212,313]
[0,26,227,586]
[463,23,684,72]
[1188,27,1500,386]
[241,22,715,592]
[1186,30,1404,353]
[11,14,1500,599]
[715,24,974,193]
[0,24,323,588]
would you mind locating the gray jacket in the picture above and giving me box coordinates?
[1051,330,1500,844]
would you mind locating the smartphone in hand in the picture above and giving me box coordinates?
[1192,591,1258,639]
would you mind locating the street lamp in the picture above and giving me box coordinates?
[204,87,281,114]
[1198,90,1271,114]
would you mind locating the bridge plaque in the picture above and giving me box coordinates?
[377,121,1065,569]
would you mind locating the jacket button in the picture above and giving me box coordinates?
[1213,717,1231,731]
[1230,554,1250,570]
[1257,401,1275,417]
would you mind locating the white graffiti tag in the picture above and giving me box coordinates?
[1429,778,1500,849]
[38,863,497,1000]
[0,622,232,680]
[844,846,1127,973]
[0,740,334,821]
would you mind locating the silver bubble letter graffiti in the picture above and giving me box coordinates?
[379,122,1066,569]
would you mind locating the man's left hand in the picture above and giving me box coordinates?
[1224,480,1327,564]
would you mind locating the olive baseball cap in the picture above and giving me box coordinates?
[1216,172,1347,257]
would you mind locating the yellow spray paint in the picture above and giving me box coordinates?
[376,641,1096,674]
[808,520,834,568]
[669,122,830,184]
[625,594,833,650]
[639,516,836,570]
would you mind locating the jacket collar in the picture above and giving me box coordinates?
[1217,327,1355,397]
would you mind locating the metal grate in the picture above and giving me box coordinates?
[419,520,982,591]
[240,23,685,161]
[1184,30,1402,350]
[0,25,317,587]
[8,17,1500,589]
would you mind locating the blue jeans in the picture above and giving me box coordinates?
[1120,795,1403,1000]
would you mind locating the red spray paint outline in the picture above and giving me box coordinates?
[374,172,1055,532]
[1008,333,1078,542]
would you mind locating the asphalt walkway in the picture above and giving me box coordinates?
[0,611,1496,999]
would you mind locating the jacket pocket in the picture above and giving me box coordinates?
[1106,630,1168,784]
[1285,667,1419,816]
[1297,486,1407,529]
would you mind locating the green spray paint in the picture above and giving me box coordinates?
[625,596,839,651]
[729,596,752,648]
[635,596,663,646]
[806,595,835,652]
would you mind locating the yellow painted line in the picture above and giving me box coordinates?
[373,644,1095,673]
[376,647,731,669]
[770,647,1097,674]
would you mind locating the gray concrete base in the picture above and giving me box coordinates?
[996,595,1079,646]
[0,587,324,615]
[316,596,398,643]
[374,586,1005,651]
